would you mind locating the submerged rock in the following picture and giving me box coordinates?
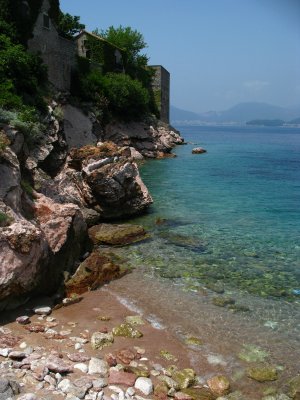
[212,296,235,307]
[247,365,278,382]
[288,375,300,399]
[125,315,145,325]
[184,337,203,347]
[91,332,114,350]
[173,369,196,389]
[207,375,230,396]
[112,323,143,338]
[238,344,269,363]
[88,223,149,246]
[159,232,206,253]
[182,387,215,400]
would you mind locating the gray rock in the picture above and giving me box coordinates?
[134,377,153,395]
[88,358,109,376]
[0,378,13,399]
[17,395,38,400]
[33,306,52,315]
[16,316,30,325]
[91,332,114,350]
[0,348,11,357]
[74,363,88,373]
[92,378,108,390]
[8,351,26,360]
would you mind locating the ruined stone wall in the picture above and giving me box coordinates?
[150,65,170,124]
[27,0,76,91]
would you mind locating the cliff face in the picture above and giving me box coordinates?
[0,101,183,309]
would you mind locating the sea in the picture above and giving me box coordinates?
[105,125,300,394]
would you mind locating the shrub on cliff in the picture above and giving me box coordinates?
[0,33,47,112]
[73,69,150,121]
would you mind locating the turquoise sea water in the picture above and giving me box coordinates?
[125,125,300,300]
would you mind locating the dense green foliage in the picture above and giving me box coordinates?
[84,34,124,73]
[94,26,153,85]
[72,66,150,121]
[58,11,85,38]
[0,34,47,111]
[73,26,159,120]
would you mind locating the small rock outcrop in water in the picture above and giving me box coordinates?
[192,147,207,154]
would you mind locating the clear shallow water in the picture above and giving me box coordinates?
[123,125,300,300]
[104,125,300,394]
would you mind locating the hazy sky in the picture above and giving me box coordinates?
[60,0,300,113]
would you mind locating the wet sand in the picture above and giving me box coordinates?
[1,273,299,399]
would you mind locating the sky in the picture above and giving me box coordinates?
[60,0,300,113]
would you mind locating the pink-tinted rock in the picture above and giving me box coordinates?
[24,324,45,333]
[31,361,49,381]
[65,250,121,297]
[117,349,136,365]
[105,353,117,367]
[0,334,21,347]
[46,355,73,374]
[67,353,91,363]
[108,370,137,387]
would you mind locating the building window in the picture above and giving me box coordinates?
[43,13,50,29]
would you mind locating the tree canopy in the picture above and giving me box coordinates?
[93,25,150,80]
[58,12,85,39]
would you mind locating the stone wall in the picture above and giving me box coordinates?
[150,65,170,124]
[27,0,76,91]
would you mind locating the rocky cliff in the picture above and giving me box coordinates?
[0,101,183,310]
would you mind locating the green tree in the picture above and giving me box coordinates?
[58,11,85,39]
[94,26,149,79]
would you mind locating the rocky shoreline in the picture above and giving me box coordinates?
[0,100,183,310]
[1,102,299,400]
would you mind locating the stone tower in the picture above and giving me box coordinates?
[150,65,170,124]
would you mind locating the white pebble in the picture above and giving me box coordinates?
[74,363,88,373]
[134,377,153,396]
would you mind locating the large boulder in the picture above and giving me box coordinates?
[40,143,153,221]
[0,220,48,308]
[0,192,87,310]
[86,160,152,219]
[88,223,148,246]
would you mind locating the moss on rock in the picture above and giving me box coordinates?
[112,323,143,338]
[247,365,278,382]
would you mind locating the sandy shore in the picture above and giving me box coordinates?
[1,277,299,399]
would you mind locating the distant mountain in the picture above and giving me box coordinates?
[170,106,201,121]
[171,102,300,125]
[289,117,300,124]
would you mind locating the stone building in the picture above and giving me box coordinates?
[75,30,124,73]
[27,0,76,91]
[150,65,170,124]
